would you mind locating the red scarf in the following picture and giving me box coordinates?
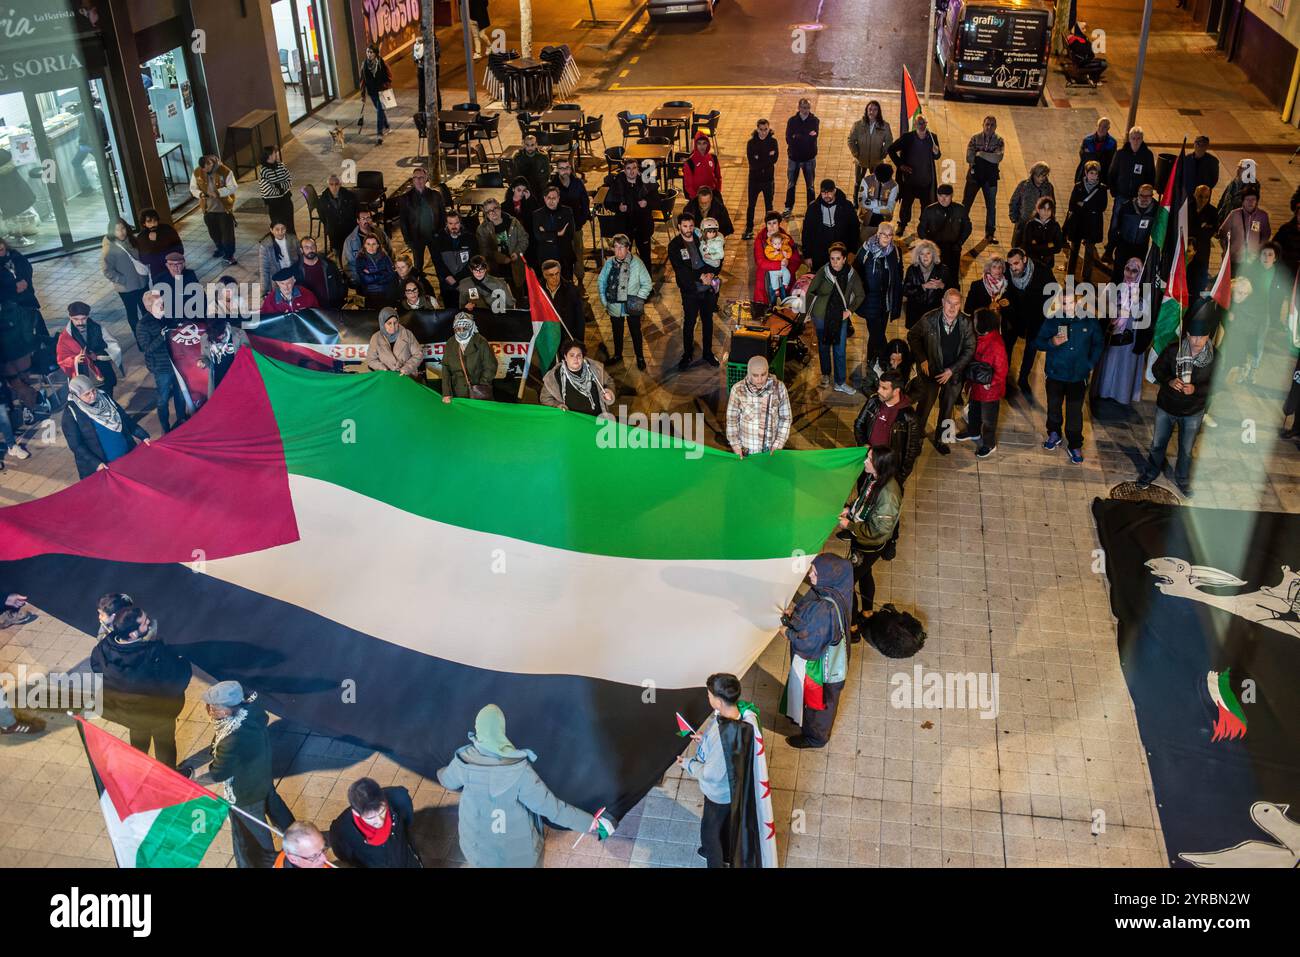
[352,808,393,846]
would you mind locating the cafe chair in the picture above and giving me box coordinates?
[538,128,576,156]
[552,102,582,111]
[452,102,482,113]
[636,135,672,147]
[470,111,503,158]
[578,114,606,156]
[301,183,324,242]
[604,145,626,175]
[357,170,386,193]
[691,109,721,144]
[616,110,647,144]
[438,122,473,173]
[652,187,679,247]
[662,100,693,110]
[475,171,505,188]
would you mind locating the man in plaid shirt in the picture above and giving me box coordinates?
[727,355,792,456]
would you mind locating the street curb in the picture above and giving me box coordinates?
[590,1,649,53]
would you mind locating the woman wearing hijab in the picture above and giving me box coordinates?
[901,238,950,330]
[437,703,615,868]
[441,312,496,401]
[807,241,865,393]
[540,339,615,416]
[366,307,424,380]
[63,374,150,479]
[1090,257,1147,408]
[852,221,903,367]
[596,234,653,369]
[100,217,150,334]
[837,444,902,633]
[781,553,854,750]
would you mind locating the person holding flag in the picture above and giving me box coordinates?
[437,704,616,868]
[676,672,777,868]
[780,553,853,749]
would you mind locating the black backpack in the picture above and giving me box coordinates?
[867,605,927,658]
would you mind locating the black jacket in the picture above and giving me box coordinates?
[551,173,591,228]
[1108,143,1156,200]
[1004,263,1054,337]
[853,246,903,321]
[1152,340,1215,416]
[682,195,735,237]
[784,112,820,162]
[530,204,576,267]
[1022,217,1064,267]
[887,131,941,188]
[1109,198,1158,247]
[907,307,976,379]
[329,786,422,868]
[293,255,347,309]
[917,201,972,248]
[853,394,923,480]
[90,629,191,726]
[0,248,38,308]
[801,189,858,269]
[667,234,714,295]
[1063,181,1108,244]
[604,174,658,238]
[62,400,148,479]
[207,695,274,807]
[541,279,586,341]
[1184,152,1220,193]
[317,186,359,240]
[134,312,173,373]
[902,262,952,328]
[397,185,446,244]
[432,229,475,289]
[746,131,779,181]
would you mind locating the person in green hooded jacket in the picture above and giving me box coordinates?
[837,444,902,632]
[437,704,616,867]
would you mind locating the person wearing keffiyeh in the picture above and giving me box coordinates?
[726,355,792,456]
[1136,302,1218,498]
[61,374,150,479]
[540,339,614,416]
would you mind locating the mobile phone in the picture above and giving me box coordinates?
[1057,325,1068,339]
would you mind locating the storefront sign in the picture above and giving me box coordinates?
[362,0,421,57]
[0,0,101,46]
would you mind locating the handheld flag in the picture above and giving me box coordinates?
[524,264,569,377]
[675,711,696,737]
[1209,240,1232,309]
[1150,202,1189,357]
[76,716,229,868]
[572,806,608,848]
[1151,140,1184,252]
[900,66,922,133]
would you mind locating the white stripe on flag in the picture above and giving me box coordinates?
[785,657,807,726]
[98,789,160,869]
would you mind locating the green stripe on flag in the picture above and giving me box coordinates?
[135,796,229,868]
[535,321,562,373]
[253,352,863,560]
[1152,295,1184,357]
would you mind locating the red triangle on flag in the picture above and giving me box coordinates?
[524,264,565,330]
[1209,242,1233,309]
[78,716,220,821]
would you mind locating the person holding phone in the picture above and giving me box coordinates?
[1034,292,1104,464]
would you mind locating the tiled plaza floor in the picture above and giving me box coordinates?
[1,9,1298,867]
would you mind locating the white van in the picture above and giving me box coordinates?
[648,0,718,22]
[935,0,1055,104]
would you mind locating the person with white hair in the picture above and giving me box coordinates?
[274,822,330,869]
[726,354,792,457]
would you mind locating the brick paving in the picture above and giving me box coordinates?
[1,9,1298,867]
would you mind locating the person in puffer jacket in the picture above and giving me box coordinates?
[437,704,615,867]
[90,604,191,768]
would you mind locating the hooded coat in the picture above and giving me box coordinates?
[786,554,853,686]
[328,785,422,868]
[90,624,191,728]
[437,741,595,867]
[801,187,859,270]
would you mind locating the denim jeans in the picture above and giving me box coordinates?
[784,158,816,211]
[1141,406,1203,487]
[0,684,13,727]
[368,90,392,134]
[961,176,998,238]
[151,363,187,432]
[0,400,14,453]
[813,313,849,385]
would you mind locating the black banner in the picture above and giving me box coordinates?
[243,307,535,379]
[1093,499,1300,867]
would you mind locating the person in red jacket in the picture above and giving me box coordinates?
[56,301,122,397]
[683,134,722,201]
[752,211,803,303]
[956,307,1008,458]
[260,267,320,316]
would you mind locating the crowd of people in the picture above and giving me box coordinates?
[2,67,1299,868]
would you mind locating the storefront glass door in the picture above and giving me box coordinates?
[0,79,126,256]
[274,0,336,124]
[141,49,204,212]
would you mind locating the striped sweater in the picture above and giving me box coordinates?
[257,162,293,200]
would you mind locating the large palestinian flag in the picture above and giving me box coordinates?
[0,350,861,816]
[1093,499,1300,867]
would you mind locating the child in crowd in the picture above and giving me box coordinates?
[764,225,794,301]
[700,218,724,293]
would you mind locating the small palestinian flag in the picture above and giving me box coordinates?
[1209,239,1233,309]
[524,264,567,374]
[780,654,825,726]
[77,716,229,868]
[900,66,923,133]
[675,712,696,737]
[1207,670,1247,742]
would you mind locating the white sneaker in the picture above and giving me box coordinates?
[6,444,30,460]
[1203,414,1217,428]
[833,383,856,395]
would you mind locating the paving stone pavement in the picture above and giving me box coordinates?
[1,12,1298,868]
